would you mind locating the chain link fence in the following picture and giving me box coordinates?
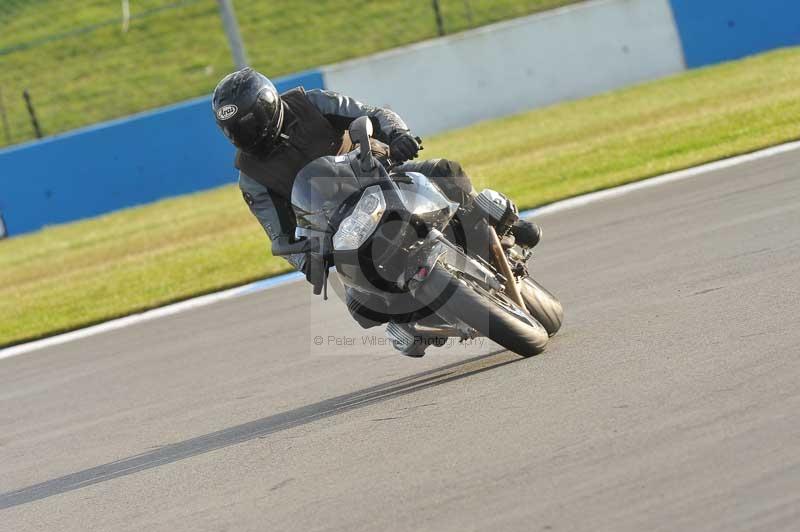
[0,0,581,149]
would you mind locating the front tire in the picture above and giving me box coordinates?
[519,277,563,337]
[413,266,549,357]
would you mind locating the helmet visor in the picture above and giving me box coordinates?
[219,89,281,151]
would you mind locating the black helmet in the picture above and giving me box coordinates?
[212,68,284,153]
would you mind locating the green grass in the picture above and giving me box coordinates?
[0,0,580,147]
[2,46,800,347]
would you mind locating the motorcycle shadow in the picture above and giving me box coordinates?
[0,349,524,510]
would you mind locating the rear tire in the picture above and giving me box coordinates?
[413,266,549,357]
[519,277,563,337]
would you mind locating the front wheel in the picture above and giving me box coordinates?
[413,266,549,357]
[519,277,563,337]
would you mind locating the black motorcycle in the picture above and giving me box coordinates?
[273,117,563,357]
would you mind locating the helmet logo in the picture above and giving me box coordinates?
[216,104,238,121]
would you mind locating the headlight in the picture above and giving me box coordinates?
[333,185,386,250]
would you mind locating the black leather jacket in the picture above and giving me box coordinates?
[238,88,408,270]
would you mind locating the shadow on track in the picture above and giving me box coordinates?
[1,349,523,510]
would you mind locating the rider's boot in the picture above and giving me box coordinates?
[510,218,542,249]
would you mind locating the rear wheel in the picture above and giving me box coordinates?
[413,266,549,357]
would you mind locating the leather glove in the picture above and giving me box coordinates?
[389,131,422,163]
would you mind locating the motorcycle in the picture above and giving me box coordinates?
[272,116,563,357]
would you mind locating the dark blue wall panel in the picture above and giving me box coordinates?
[0,70,324,236]
[670,0,800,68]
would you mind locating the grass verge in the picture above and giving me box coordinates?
[2,47,800,347]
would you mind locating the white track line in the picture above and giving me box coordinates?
[520,140,800,218]
[0,273,303,360]
[3,139,799,360]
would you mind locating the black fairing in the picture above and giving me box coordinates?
[292,149,387,234]
[292,150,456,294]
[393,173,458,232]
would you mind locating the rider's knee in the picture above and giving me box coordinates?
[430,158,465,178]
[432,159,475,203]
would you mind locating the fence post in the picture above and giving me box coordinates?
[217,0,249,69]
[0,87,11,145]
[22,89,43,139]
[432,0,445,36]
[462,0,474,26]
[121,0,131,32]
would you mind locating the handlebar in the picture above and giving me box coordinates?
[349,116,425,171]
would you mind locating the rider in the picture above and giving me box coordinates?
[212,68,541,331]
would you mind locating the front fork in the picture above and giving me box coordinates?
[481,221,526,308]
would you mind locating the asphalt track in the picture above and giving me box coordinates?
[2,148,800,531]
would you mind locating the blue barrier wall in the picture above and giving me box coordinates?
[670,0,800,68]
[0,70,323,236]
